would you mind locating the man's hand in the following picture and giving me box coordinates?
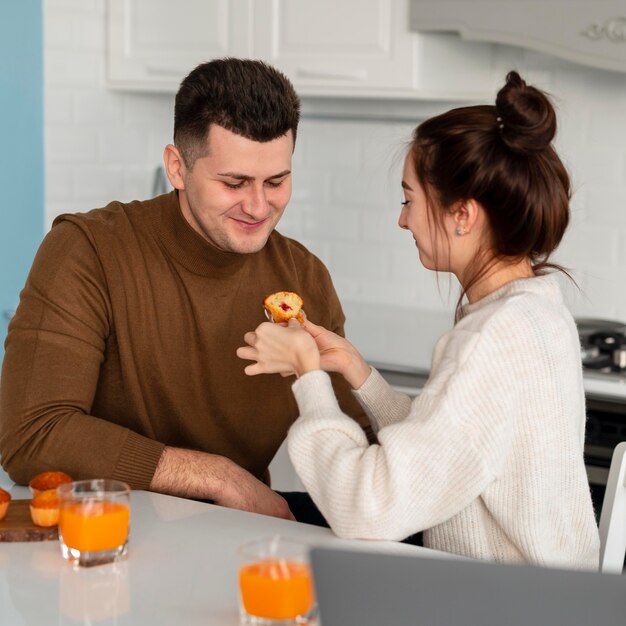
[216,458,295,521]
[150,447,295,521]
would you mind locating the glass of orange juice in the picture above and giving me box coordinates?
[238,536,317,625]
[57,479,130,568]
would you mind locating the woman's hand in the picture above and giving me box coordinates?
[302,320,371,390]
[237,319,321,378]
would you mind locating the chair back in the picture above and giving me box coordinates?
[598,441,626,574]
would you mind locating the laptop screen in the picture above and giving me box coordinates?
[310,547,626,626]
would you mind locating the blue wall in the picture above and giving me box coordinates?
[0,1,44,359]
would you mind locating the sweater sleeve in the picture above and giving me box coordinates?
[353,367,413,432]
[313,259,376,443]
[0,221,164,488]
[287,327,517,541]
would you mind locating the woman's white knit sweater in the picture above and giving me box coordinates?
[287,275,600,569]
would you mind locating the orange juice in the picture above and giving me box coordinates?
[59,502,130,553]
[239,559,314,620]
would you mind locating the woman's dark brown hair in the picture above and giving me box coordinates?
[410,71,571,313]
[174,58,301,168]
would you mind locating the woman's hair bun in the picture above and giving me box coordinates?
[495,71,557,154]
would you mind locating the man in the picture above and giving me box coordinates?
[0,58,370,521]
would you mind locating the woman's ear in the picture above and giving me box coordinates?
[163,144,186,191]
[453,199,482,236]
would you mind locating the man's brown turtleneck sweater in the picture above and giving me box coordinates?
[0,191,369,488]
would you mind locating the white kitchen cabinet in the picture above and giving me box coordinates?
[106,0,499,100]
[106,0,253,91]
[253,0,498,100]
[409,1,626,74]
[252,0,418,96]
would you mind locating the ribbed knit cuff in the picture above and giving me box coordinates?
[292,370,343,418]
[354,367,413,429]
[353,366,385,402]
[111,430,166,490]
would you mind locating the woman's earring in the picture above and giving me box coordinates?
[455,225,466,236]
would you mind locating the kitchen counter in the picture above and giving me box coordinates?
[0,484,453,625]
[342,302,453,371]
[374,362,429,396]
[373,353,626,403]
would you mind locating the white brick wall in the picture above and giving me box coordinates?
[44,0,626,356]
[43,0,173,220]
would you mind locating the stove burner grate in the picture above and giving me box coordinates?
[581,326,626,375]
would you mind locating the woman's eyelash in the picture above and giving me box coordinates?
[400,200,410,206]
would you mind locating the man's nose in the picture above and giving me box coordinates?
[243,186,271,219]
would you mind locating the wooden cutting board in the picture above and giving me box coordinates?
[0,499,58,542]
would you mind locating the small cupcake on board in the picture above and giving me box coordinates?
[30,489,61,527]
[29,471,73,497]
[0,488,11,521]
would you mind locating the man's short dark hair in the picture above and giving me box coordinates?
[174,57,301,168]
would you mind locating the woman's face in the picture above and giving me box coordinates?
[398,152,452,272]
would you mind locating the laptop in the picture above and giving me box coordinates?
[310,547,626,626]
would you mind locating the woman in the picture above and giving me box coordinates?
[237,72,600,569]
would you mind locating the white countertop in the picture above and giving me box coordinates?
[344,302,626,403]
[582,371,626,402]
[0,484,452,625]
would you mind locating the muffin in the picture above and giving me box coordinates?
[30,489,60,527]
[29,471,73,497]
[0,487,10,521]
[263,291,306,324]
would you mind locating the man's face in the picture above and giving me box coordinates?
[177,124,293,254]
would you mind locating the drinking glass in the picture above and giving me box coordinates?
[238,536,318,625]
[57,479,131,567]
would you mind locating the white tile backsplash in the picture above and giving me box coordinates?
[98,127,153,163]
[44,89,73,124]
[44,49,103,87]
[73,91,124,124]
[46,125,100,163]
[44,0,626,357]
[44,14,73,47]
[586,187,626,227]
[73,164,122,201]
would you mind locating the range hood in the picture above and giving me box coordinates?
[409,1,626,74]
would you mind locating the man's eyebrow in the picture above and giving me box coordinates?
[401,180,412,190]
[217,170,291,181]
[266,170,291,180]
[217,172,252,181]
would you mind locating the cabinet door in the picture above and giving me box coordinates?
[107,0,252,91]
[253,0,419,97]
[410,1,626,74]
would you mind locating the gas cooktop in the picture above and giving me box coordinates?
[578,318,626,401]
